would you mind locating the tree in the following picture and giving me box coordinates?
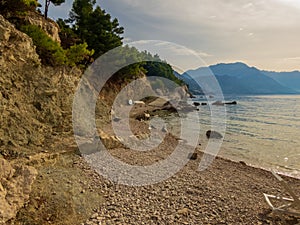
[69,0,124,58]
[0,0,38,17]
[69,0,95,28]
[57,18,81,49]
[44,0,65,19]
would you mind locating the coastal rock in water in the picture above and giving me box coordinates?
[225,101,237,105]
[212,101,224,106]
[0,159,38,223]
[206,130,223,139]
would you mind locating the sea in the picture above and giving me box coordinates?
[183,95,300,178]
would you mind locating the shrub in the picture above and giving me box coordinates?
[65,42,94,67]
[0,0,38,17]
[23,0,38,7]
[20,24,67,66]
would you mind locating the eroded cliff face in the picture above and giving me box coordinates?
[0,15,142,224]
[25,11,61,43]
[0,15,81,224]
[0,15,80,151]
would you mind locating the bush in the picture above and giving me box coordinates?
[20,24,67,66]
[23,0,38,7]
[65,42,94,67]
[0,0,38,17]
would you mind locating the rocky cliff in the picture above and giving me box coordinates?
[25,12,61,43]
[0,14,80,151]
[0,14,81,224]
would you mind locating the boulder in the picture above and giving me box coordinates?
[188,153,198,160]
[225,101,237,105]
[136,113,150,121]
[0,159,38,224]
[193,102,200,106]
[206,130,223,139]
[212,101,224,106]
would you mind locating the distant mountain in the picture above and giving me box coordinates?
[262,70,300,92]
[176,62,298,95]
[173,71,204,95]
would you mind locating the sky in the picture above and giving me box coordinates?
[38,0,300,72]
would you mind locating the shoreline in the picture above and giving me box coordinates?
[199,148,300,181]
[79,101,300,224]
[125,98,300,181]
[81,143,300,224]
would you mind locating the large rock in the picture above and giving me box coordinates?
[0,158,38,224]
[0,15,40,65]
[206,130,223,139]
[25,12,61,43]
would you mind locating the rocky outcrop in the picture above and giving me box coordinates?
[0,158,38,224]
[24,12,61,43]
[225,101,237,105]
[212,101,225,106]
[0,15,80,149]
[0,15,40,65]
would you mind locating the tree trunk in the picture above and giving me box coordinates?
[44,0,50,19]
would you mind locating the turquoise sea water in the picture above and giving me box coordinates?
[187,95,300,178]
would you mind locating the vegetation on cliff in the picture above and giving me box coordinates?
[1,0,183,86]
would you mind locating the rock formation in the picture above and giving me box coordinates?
[0,158,37,224]
[25,12,61,43]
[0,15,80,149]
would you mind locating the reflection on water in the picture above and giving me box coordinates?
[172,95,300,178]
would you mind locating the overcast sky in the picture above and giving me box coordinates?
[39,0,300,71]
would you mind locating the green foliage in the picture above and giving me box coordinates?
[69,0,95,26]
[0,0,38,17]
[2,0,186,89]
[20,24,66,66]
[57,18,81,49]
[69,0,123,58]
[23,0,39,7]
[65,43,94,67]
[143,61,184,86]
[21,24,95,67]
[106,46,183,87]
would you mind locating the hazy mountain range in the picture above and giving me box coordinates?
[174,62,300,95]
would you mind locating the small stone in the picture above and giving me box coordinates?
[177,208,189,215]
[188,153,198,160]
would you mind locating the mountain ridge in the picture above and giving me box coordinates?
[175,62,299,95]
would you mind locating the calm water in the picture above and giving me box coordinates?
[186,95,300,178]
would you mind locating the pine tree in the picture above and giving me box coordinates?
[69,0,124,58]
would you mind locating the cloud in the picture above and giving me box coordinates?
[42,0,300,71]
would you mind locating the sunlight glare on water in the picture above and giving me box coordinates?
[180,95,300,178]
